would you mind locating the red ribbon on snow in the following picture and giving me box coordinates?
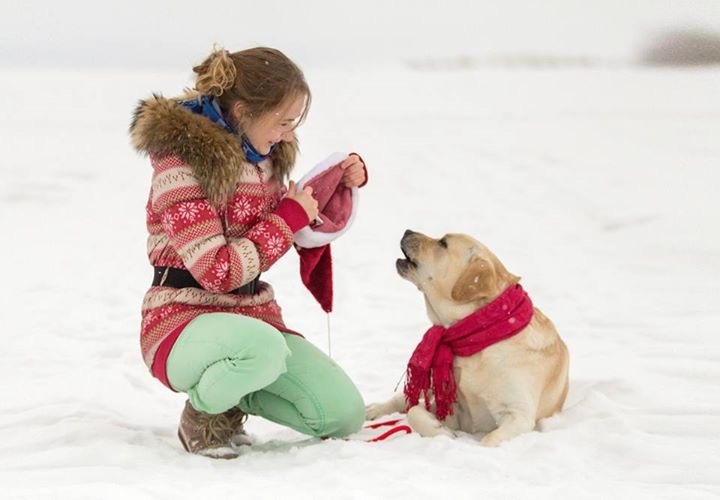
[364,419,412,442]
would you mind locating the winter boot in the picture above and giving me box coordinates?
[177,400,250,459]
[226,405,252,447]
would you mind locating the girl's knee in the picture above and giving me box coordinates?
[168,313,290,389]
[322,387,366,438]
[181,323,291,415]
[207,330,291,397]
[246,328,291,375]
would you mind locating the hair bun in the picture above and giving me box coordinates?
[193,46,237,97]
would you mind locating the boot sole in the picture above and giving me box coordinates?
[177,429,240,460]
[178,429,190,453]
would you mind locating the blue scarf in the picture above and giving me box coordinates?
[241,135,276,165]
[179,95,275,164]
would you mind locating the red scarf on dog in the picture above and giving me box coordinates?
[404,284,535,420]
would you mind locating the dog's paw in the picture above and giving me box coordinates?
[407,406,456,439]
[365,403,389,421]
[479,432,503,447]
[439,427,457,439]
[423,424,456,439]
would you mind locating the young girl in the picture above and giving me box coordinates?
[130,46,368,459]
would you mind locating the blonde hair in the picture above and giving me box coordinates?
[190,46,312,179]
[194,46,237,97]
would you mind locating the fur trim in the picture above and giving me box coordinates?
[129,94,298,207]
[294,152,358,248]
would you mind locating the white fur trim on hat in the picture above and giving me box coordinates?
[294,152,359,249]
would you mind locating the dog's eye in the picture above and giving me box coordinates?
[438,238,448,249]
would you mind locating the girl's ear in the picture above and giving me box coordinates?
[232,101,247,127]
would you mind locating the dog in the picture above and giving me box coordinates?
[366,230,569,446]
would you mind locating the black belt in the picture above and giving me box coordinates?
[152,266,260,295]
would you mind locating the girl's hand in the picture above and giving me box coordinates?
[287,180,319,222]
[340,154,367,187]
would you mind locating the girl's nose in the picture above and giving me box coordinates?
[280,130,295,142]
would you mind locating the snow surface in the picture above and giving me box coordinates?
[1,64,719,499]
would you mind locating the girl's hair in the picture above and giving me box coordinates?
[191,46,311,179]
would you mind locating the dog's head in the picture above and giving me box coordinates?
[396,230,520,326]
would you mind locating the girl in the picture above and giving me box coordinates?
[130,46,367,459]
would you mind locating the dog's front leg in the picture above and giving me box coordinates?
[365,392,407,420]
[479,411,535,447]
[407,405,456,438]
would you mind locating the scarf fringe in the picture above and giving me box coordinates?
[404,344,458,419]
[404,363,428,410]
[431,346,457,420]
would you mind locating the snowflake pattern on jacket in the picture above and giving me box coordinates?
[140,152,304,375]
[130,95,309,387]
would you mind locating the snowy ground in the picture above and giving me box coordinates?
[1,64,719,499]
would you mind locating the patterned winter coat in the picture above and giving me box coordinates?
[130,95,310,389]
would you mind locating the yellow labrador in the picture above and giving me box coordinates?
[366,230,569,446]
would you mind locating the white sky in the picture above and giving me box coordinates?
[1,0,719,69]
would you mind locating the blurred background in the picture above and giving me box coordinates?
[2,0,720,70]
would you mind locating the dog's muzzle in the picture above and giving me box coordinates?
[397,229,419,275]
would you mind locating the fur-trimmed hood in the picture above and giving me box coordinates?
[129,94,297,207]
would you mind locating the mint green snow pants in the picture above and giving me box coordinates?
[166,312,365,438]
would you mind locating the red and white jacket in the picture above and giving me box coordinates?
[131,95,309,388]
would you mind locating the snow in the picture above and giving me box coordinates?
[1,63,719,499]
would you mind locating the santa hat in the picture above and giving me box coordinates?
[294,152,361,312]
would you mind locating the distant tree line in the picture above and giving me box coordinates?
[641,28,720,66]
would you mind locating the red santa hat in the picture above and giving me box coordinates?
[294,152,361,312]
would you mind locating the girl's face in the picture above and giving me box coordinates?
[239,94,307,155]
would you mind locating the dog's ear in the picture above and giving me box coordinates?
[494,256,521,287]
[451,256,495,303]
